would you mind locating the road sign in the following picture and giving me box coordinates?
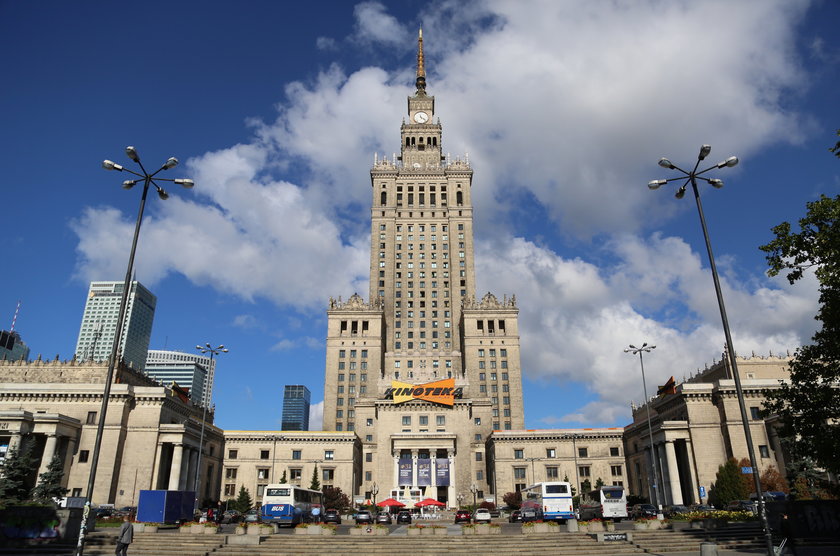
[741,466,753,474]
[699,486,706,498]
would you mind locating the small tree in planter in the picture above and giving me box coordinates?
[31,455,69,503]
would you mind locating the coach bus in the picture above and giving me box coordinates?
[260,484,323,525]
[520,482,575,522]
[578,485,628,521]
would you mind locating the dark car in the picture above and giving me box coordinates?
[508,510,522,523]
[396,510,412,524]
[519,508,539,522]
[455,509,472,523]
[375,512,392,524]
[322,508,341,524]
[243,509,260,523]
[222,510,241,524]
[631,504,658,519]
[354,510,373,524]
[95,507,113,519]
[725,500,756,513]
[665,505,690,518]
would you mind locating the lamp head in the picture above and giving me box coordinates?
[174,179,195,189]
[125,146,139,162]
[163,157,179,170]
[648,180,667,190]
[675,186,687,199]
[698,145,711,160]
[122,180,137,190]
[156,187,169,200]
[658,158,675,169]
[709,179,724,189]
[717,156,739,168]
[195,345,202,350]
[102,160,123,171]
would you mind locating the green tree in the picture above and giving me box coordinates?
[309,465,320,491]
[831,129,840,157]
[760,193,840,476]
[322,485,350,511]
[708,458,749,508]
[0,445,38,504]
[279,470,287,484]
[233,485,254,513]
[31,455,69,503]
[594,477,605,489]
[580,479,591,494]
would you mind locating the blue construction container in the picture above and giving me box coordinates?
[136,490,195,523]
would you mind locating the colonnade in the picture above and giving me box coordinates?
[391,448,455,506]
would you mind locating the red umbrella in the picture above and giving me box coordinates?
[376,498,405,507]
[415,498,444,507]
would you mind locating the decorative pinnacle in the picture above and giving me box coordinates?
[415,28,426,94]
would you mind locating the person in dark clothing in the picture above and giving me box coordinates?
[115,515,133,556]
[779,513,796,555]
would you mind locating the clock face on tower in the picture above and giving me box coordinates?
[413,111,429,124]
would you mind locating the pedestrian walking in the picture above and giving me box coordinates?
[115,515,133,556]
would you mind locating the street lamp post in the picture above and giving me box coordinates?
[650,145,773,555]
[526,457,539,485]
[624,343,664,518]
[456,493,464,509]
[194,343,228,510]
[75,147,193,556]
[566,434,581,497]
[470,483,478,511]
[371,482,379,508]
[263,434,281,483]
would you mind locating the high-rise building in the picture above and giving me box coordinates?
[75,281,156,371]
[0,330,29,362]
[323,31,524,506]
[281,385,311,431]
[145,350,214,407]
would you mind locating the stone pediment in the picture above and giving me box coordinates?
[463,292,517,310]
[328,293,384,311]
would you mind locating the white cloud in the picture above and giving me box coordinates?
[316,36,337,51]
[353,1,410,46]
[232,314,259,329]
[309,401,324,431]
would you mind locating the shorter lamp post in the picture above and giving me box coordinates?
[371,482,379,508]
[194,343,228,509]
[624,343,664,519]
[456,493,464,509]
[470,483,478,511]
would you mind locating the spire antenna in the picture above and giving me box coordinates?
[415,28,426,94]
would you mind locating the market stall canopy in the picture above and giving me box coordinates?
[376,498,405,507]
[415,498,445,507]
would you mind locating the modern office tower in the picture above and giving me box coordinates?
[0,330,29,361]
[323,31,524,506]
[282,385,311,431]
[75,281,156,371]
[145,350,212,407]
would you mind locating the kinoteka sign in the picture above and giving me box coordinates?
[383,378,463,406]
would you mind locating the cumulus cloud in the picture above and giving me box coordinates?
[71,0,821,424]
[309,401,324,431]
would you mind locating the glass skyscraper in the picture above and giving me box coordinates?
[282,385,311,431]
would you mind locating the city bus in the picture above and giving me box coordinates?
[260,484,323,526]
[519,482,575,522]
[578,485,628,521]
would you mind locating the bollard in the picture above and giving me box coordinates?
[700,542,718,556]
[566,518,579,532]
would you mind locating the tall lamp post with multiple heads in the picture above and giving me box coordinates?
[624,343,663,517]
[469,483,478,511]
[650,145,773,555]
[75,147,193,556]
[194,343,228,509]
[371,482,379,508]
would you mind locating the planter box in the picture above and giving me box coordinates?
[524,523,557,534]
[204,526,219,534]
[234,526,245,535]
[294,526,309,535]
[433,527,448,536]
[407,527,422,536]
[578,525,590,533]
[307,525,324,535]
[588,522,605,532]
[132,523,145,534]
[605,522,615,531]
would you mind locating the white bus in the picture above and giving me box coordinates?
[578,485,628,521]
[260,484,323,526]
[519,482,575,522]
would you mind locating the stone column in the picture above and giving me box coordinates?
[151,442,165,489]
[447,450,455,509]
[684,438,700,505]
[37,434,59,477]
[168,443,184,491]
[655,443,669,506]
[185,448,198,494]
[62,436,77,482]
[664,440,683,505]
[8,433,22,451]
[431,455,437,488]
[411,450,418,491]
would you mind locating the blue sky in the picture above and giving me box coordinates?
[2,0,839,432]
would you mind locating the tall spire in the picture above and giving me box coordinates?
[415,28,426,95]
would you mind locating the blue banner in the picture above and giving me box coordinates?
[435,458,449,486]
[399,459,413,486]
[417,458,431,486]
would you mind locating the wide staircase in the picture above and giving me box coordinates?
[630,522,766,553]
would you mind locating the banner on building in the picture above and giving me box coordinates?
[417,458,431,486]
[435,458,450,486]
[399,459,413,486]
[383,378,463,406]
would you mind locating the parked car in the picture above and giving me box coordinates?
[725,500,756,513]
[519,508,539,522]
[243,509,260,523]
[473,508,492,523]
[508,510,522,523]
[95,507,113,519]
[375,512,393,524]
[630,504,658,519]
[665,505,690,518]
[454,509,472,523]
[322,508,341,524]
[222,510,241,524]
[354,510,373,524]
[396,510,412,524]
[489,509,501,518]
[690,504,715,512]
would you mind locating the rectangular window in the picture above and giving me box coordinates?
[290,468,302,481]
[579,466,591,477]
[402,416,411,426]
[750,406,761,420]
[257,468,269,480]
[419,415,428,425]
[513,467,526,479]
[225,468,237,479]
[228,449,238,459]
[546,466,559,479]
[546,448,556,458]
[86,411,97,425]
[292,450,302,460]
[476,452,483,461]
[260,450,270,460]
[257,484,266,497]
[611,465,623,476]
[759,445,770,458]
[476,470,484,481]
[514,449,524,459]
[366,453,373,462]
[322,469,335,481]
[436,415,445,426]
[578,447,588,458]
[366,418,373,426]
[224,484,236,496]
[79,450,89,463]
[325,450,334,460]
[365,471,372,481]
[610,447,620,457]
